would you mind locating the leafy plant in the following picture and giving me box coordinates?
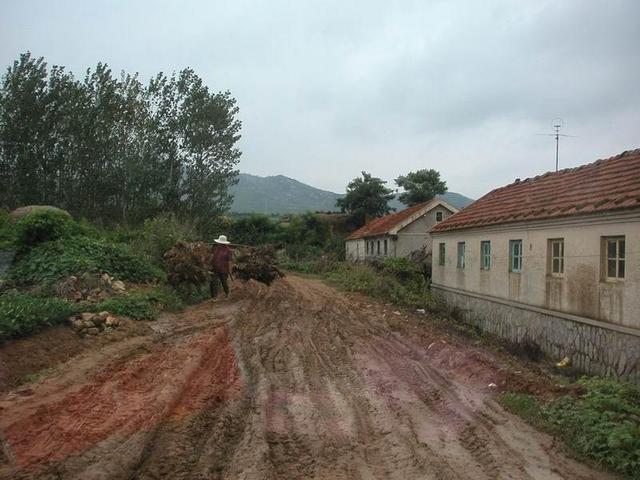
[14,210,80,248]
[501,378,640,479]
[137,213,199,264]
[8,236,162,285]
[0,290,77,340]
[95,294,157,320]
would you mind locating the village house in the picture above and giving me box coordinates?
[345,198,458,261]
[431,149,640,382]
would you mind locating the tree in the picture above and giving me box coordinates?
[395,169,447,206]
[336,172,394,227]
[0,52,241,227]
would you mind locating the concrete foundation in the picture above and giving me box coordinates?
[433,284,640,383]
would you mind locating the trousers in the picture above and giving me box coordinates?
[210,272,230,298]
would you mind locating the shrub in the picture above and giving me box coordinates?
[545,377,640,477]
[14,210,80,248]
[0,209,15,250]
[0,291,77,340]
[95,294,157,320]
[145,285,185,312]
[138,213,199,264]
[8,237,162,285]
[229,214,282,246]
[501,378,640,478]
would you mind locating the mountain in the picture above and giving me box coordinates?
[229,173,474,214]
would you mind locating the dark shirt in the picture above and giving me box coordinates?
[212,245,232,274]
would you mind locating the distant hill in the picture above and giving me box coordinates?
[230,173,474,214]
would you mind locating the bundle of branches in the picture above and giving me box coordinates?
[164,242,213,286]
[233,245,284,285]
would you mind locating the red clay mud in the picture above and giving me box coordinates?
[0,276,614,479]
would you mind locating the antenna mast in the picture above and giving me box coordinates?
[537,118,576,172]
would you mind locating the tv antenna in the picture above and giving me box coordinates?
[536,118,577,172]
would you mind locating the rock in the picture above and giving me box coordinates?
[85,327,100,335]
[96,311,110,321]
[9,205,71,223]
[101,273,112,285]
[81,312,94,322]
[112,280,126,292]
[105,316,120,327]
[69,318,84,330]
[416,309,426,314]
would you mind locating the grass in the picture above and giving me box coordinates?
[500,377,640,479]
[8,236,163,286]
[282,257,436,310]
[0,290,78,341]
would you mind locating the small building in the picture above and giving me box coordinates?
[345,198,458,261]
[431,149,640,382]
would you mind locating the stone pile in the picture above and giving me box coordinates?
[67,311,121,336]
[56,272,126,303]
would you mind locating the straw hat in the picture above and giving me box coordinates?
[214,235,231,245]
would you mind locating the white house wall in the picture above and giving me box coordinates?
[432,215,640,329]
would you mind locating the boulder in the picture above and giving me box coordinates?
[85,327,100,335]
[112,280,126,293]
[9,205,71,223]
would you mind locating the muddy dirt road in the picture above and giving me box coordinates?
[0,276,613,479]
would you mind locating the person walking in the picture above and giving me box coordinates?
[210,235,233,299]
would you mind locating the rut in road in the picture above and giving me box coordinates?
[0,276,612,479]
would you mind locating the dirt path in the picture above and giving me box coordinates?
[0,276,614,479]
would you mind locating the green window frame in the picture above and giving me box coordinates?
[480,241,491,270]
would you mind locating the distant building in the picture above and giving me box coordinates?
[431,149,640,382]
[345,198,458,262]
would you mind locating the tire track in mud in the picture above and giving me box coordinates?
[1,276,614,479]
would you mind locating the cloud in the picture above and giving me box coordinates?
[1,0,639,198]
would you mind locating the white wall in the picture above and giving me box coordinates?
[432,214,640,329]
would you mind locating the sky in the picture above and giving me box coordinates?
[1,0,639,199]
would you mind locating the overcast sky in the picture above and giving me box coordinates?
[2,0,639,198]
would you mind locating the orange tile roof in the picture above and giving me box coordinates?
[346,201,432,240]
[432,149,640,233]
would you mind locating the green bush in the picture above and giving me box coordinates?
[501,378,640,478]
[0,209,15,250]
[145,285,185,312]
[546,377,640,477]
[0,291,77,340]
[95,294,157,320]
[229,214,282,246]
[137,213,199,264]
[15,210,80,248]
[9,236,162,285]
[284,259,434,310]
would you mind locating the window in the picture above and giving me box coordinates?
[377,240,380,255]
[604,236,625,279]
[436,211,443,222]
[480,241,491,270]
[438,243,446,266]
[457,242,465,269]
[509,240,523,272]
[548,239,564,275]
[384,239,388,255]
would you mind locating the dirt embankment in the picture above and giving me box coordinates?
[0,276,614,479]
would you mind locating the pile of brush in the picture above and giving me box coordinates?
[164,242,213,287]
[233,245,284,285]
